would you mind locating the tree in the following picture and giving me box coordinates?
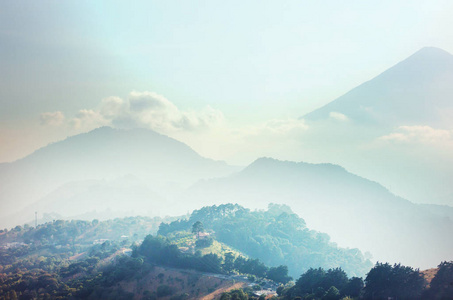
[323,268,348,292]
[139,235,166,262]
[295,268,326,295]
[244,258,268,278]
[157,222,170,236]
[364,262,425,300]
[223,252,235,273]
[220,289,248,300]
[323,286,340,300]
[343,277,364,298]
[267,265,292,284]
[192,221,204,239]
[363,262,392,299]
[423,261,453,299]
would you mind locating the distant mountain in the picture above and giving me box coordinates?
[0,127,238,228]
[304,47,453,128]
[6,177,169,226]
[298,47,453,206]
[419,203,453,221]
[187,157,453,270]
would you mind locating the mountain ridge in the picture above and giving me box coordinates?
[187,157,453,270]
[303,47,453,127]
[0,127,239,228]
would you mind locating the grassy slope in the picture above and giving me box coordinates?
[421,268,438,288]
[118,266,247,300]
[166,230,246,259]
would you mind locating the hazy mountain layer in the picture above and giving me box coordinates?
[187,157,453,270]
[4,177,170,227]
[298,47,453,205]
[304,47,453,128]
[0,127,238,228]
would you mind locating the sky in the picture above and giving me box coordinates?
[2,0,453,165]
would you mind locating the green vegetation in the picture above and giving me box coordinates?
[0,216,164,299]
[1,204,452,299]
[1,216,165,248]
[136,234,292,283]
[363,262,425,299]
[278,267,363,299]
[0,241,145,299]
[224,261,453,299]
[159,203,372,278]
[423,261,453,299]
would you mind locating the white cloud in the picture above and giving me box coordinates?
[125,91,224,132]
[99,97,128,118]
[129,91,176,112]
[42,91,225,134]
[38,92,312,163]
[71,109,109,130]
[40,111,65,126]
[329,111,349,121]
[380,125,452,144]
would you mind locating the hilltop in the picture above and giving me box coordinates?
[304,47,453,128]
[0,127,239,228]
[188,157,453,269]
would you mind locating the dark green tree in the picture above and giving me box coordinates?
[323,286,340,300]
[343,276,364,298]
[267,265,292,284]
[223,252,235,273]
[423,261,453,299]
[364,262,425,300]
[220,289,248,300]
[295,267,326,295]
[192,221,204,239]
[323,268,348,292]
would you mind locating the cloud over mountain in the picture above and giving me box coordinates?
[42,91,225,134]
[379,125,453,144]
[329,111,349,122]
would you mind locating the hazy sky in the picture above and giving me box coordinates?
[2,0,453,164]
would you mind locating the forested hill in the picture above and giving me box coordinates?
[188,157,453,270]
[158,203,373,278]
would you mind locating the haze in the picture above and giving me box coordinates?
[1,0,453,274]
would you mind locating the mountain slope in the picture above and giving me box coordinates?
[297,47,453,206]
[186,203,373,278]
[0,127,238,228]
[303,47,453,127]
[5,177,168,226]
[187,157,453,270]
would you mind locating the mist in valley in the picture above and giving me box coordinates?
[1,1,453,299]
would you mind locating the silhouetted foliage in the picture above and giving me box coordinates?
[423,261,453,299]
[267,265,293,284]
[281,267,360,299]
[220,289,248,300]
[343,276,364,298]
[363,262,426,300]
[192,221,204,238]
[158,219,190,236]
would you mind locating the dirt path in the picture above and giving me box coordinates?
[199,282,247,300]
